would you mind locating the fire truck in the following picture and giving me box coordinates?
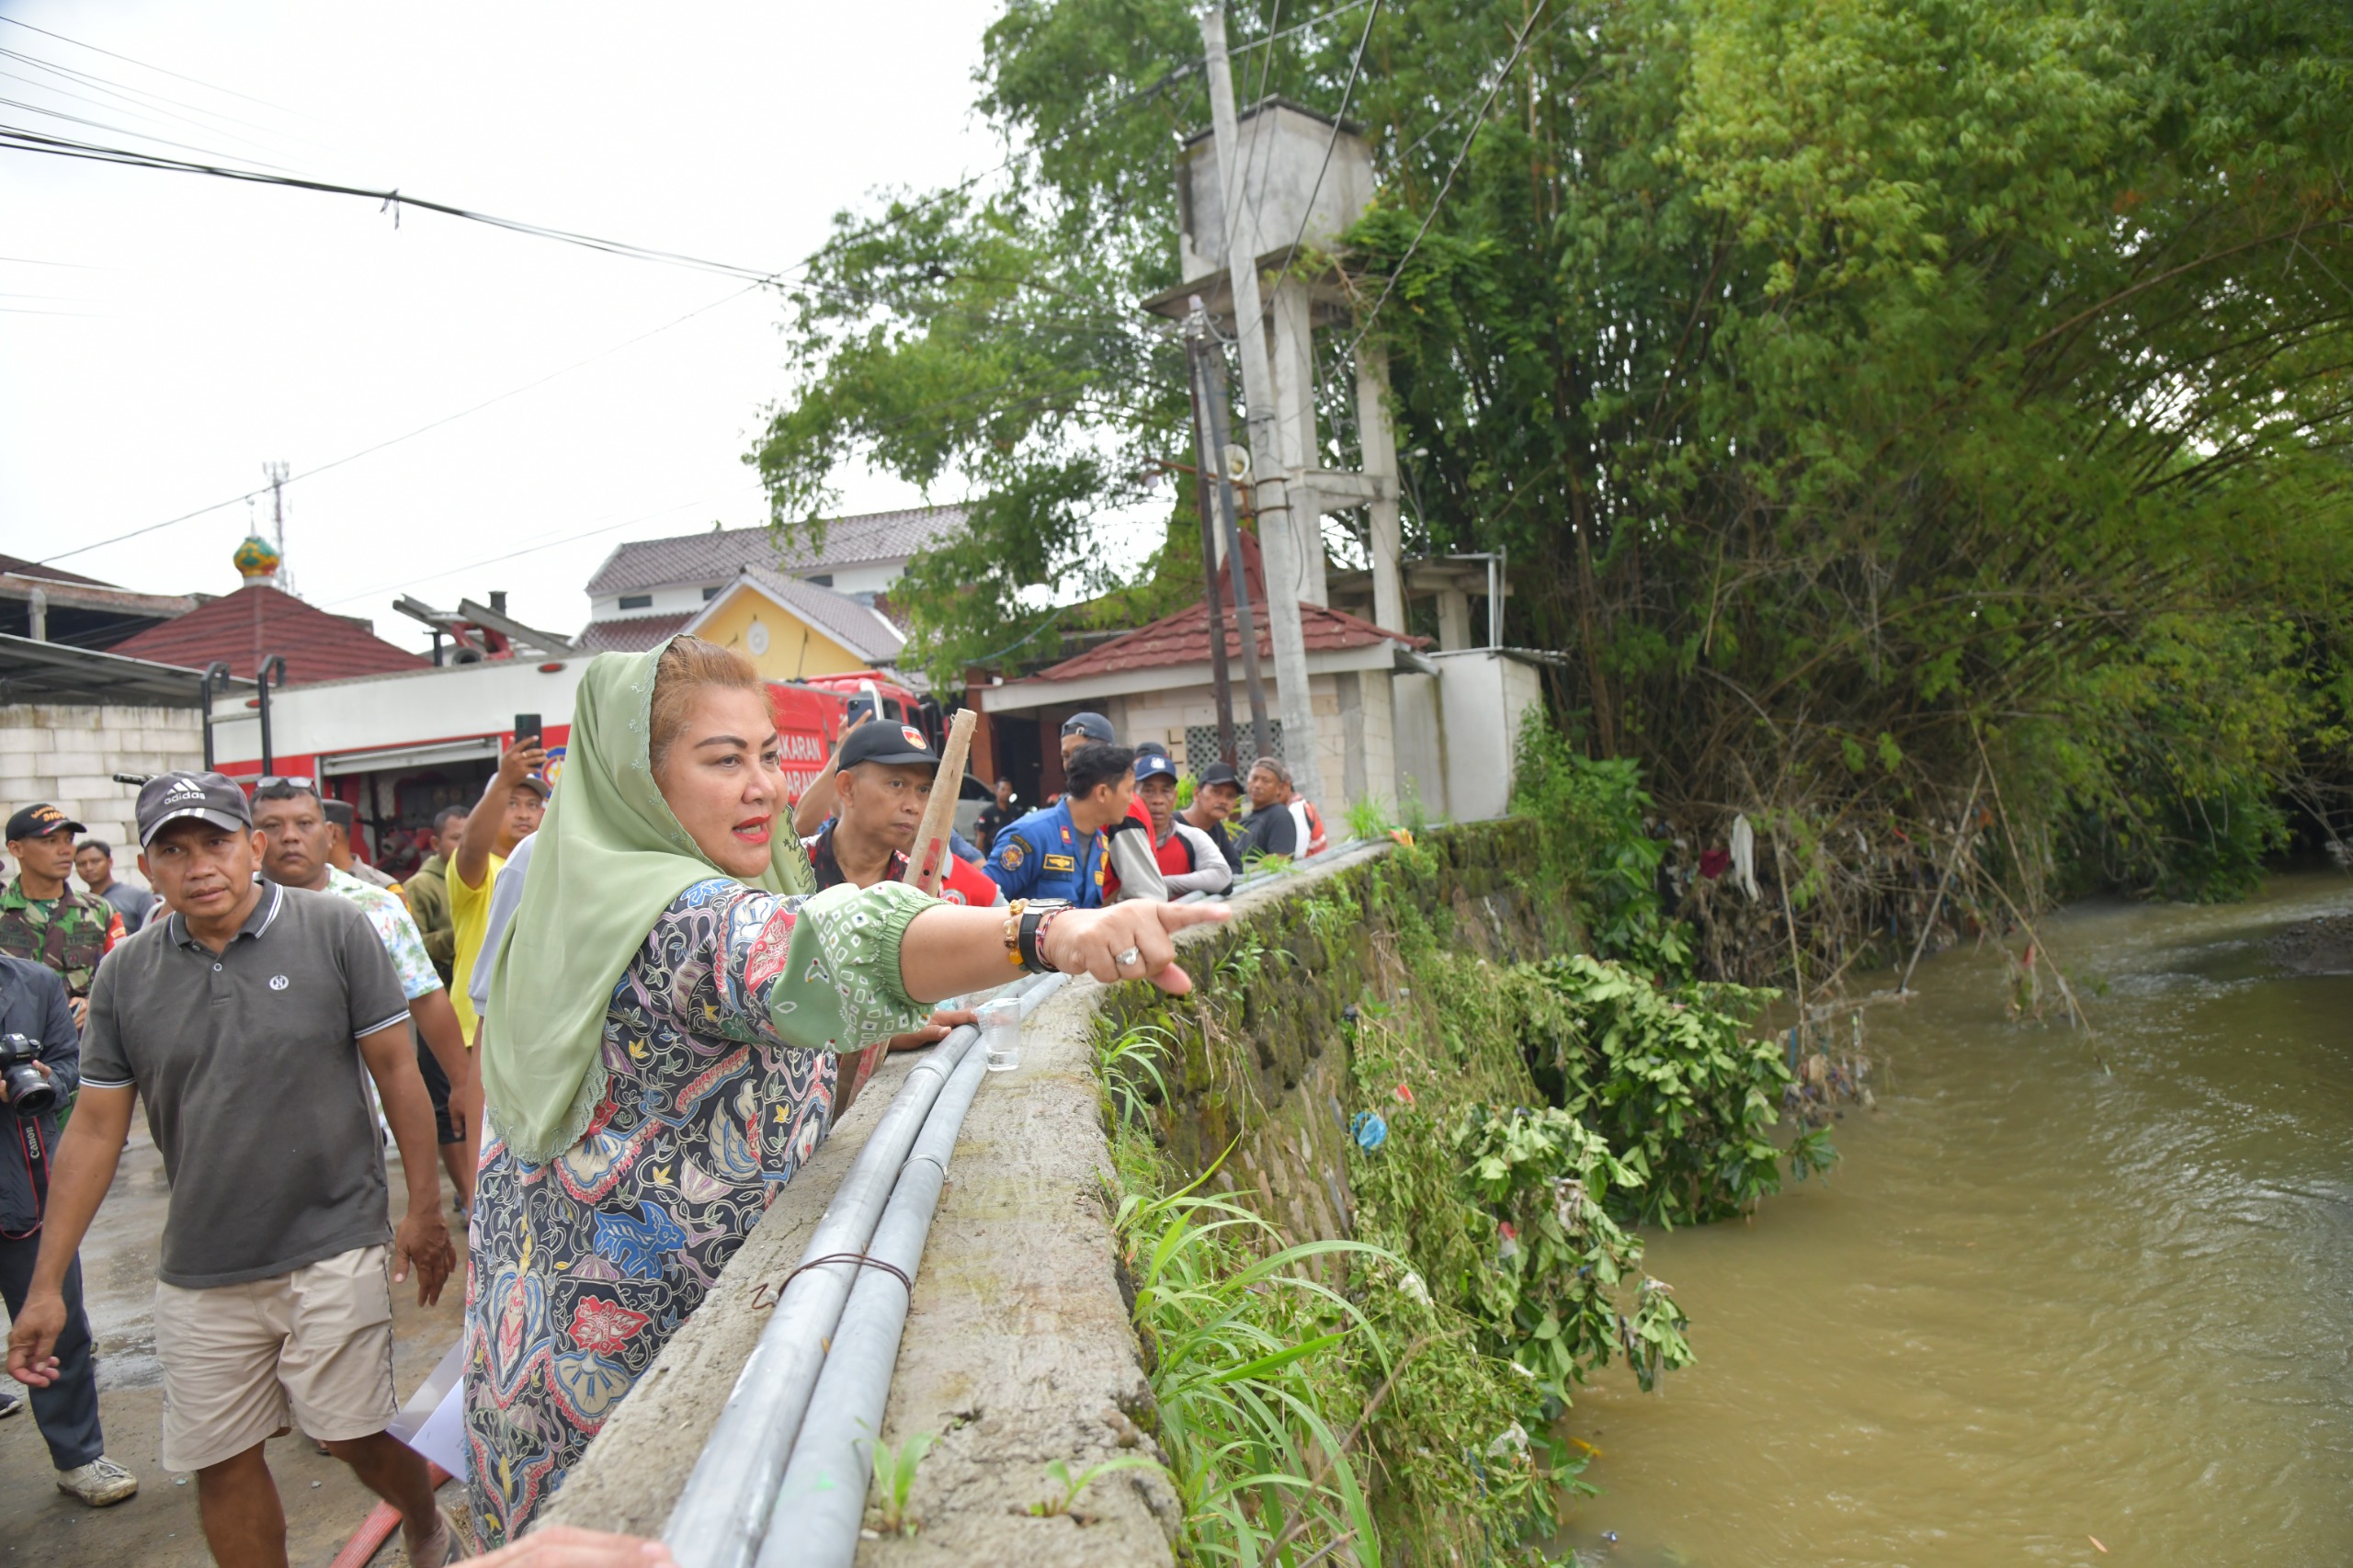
[207,658,933,879]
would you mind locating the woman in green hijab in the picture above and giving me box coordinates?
[460,638,1222,1549]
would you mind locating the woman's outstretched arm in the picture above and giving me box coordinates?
[896,901,1231,1002]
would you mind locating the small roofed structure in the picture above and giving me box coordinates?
[0,553,199,651]
[980,533,1429,810]
[579,505,962,651]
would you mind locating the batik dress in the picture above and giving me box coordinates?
[460,876,928,1546]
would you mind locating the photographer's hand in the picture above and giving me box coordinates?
[0,1061,51,1105]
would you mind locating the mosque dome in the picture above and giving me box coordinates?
[233,534,281,585]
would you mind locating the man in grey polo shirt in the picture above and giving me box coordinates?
[5,772,460,1568]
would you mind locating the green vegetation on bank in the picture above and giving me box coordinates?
[757,0,2353,956]
[1093,791,1831,1563]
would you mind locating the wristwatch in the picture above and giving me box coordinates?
[1015,899,1072,975]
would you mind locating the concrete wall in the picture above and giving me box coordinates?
[545,822,1575,1561]
[1430,650,1545,822]
[0,703,203,889]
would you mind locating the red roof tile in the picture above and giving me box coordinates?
[577,611,695,653]
[108,585,426,685]
[1036,597,1426,683]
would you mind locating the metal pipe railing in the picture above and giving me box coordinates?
[758,1036,995,1568]
[665,837,1383,1565]
[661,1009,1000,1568]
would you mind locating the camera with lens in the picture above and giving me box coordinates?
[0,1033,55,1116]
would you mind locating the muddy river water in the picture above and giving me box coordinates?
[1559,871,2353,1566]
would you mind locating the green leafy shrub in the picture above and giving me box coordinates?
[1455,1105,1694,1398]
[1535,954,1835,1227]
[1511,717,1691,979]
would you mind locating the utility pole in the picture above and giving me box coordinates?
[1198,4,1324,803]
[263,460,290,592]
[1186,296,1271,763]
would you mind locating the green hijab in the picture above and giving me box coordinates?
[480,639,816,1165]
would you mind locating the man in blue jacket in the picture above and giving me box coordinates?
[0,952,134,1505]
[984,743,1138,907]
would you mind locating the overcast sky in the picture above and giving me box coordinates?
[0,1,1013,649]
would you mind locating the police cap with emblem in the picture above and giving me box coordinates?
[840,719,939,770]
[134,771,254,846]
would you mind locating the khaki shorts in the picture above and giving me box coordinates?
[153,1244,399,1472]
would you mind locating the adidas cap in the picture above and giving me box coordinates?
[135,771,254,846]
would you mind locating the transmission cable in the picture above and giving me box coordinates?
[0,15,301,115]
[1335,0,1556,367]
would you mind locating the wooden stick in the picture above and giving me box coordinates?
[910,709,977,895]
[1900,763,1984,994]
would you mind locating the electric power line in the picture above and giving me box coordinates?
[0,15,304,117]
[11,4,1378,575]
[36,278,776,565]
[1335,0,1558,369]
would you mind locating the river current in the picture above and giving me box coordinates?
[1558,870,2353,1566]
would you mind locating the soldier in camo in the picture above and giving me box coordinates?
[1,805,125,1028]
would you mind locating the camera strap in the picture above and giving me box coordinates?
[4,1114,50,1240]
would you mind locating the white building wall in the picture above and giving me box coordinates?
[0,704,205,891]
[209,659,587,766]
[1392,672,1446,822]
[1431,651,1544,822]
[591,584,722,619]
[589,559,907,622]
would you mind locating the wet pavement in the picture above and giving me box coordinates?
[2,1121,464,1567]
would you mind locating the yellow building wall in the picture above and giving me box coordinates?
[694,587,871,680]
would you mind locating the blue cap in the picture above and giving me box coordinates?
[1134,753,1178,783]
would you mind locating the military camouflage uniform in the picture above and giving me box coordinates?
[0,880,125,999]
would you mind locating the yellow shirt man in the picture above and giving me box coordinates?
[449,851,504,1044]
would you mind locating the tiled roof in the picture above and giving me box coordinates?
[1034,597,1426,682]
[0,553,113,588]
[576,611,695,653]
[729,567,907,664]
[585,506,966,597]
[108,584,427,685]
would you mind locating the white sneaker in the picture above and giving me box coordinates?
[56,1454,139,1506]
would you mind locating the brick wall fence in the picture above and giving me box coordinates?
[0,703,206,891]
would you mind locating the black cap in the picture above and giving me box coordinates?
[5,803,84,842]
[517,772,551,799]
[1196,762,1242,790]
[841,720,940,770]
[135,772,252,846]
[1060,711,1115,743]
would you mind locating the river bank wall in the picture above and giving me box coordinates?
[543,820,1587,1560]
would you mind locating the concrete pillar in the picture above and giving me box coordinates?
[1269,278,1328,608]
[1355,345,1404,634]
[1337,672,1366,807]
[1437,589,1474,652]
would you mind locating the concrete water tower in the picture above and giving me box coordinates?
[1148,96,1405,634]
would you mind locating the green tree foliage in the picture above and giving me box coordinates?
[757,0,2353,913]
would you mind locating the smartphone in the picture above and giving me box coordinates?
[847,681,881,724]
[514,712,543,749]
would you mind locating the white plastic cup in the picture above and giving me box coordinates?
[978,994,1022,1073]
